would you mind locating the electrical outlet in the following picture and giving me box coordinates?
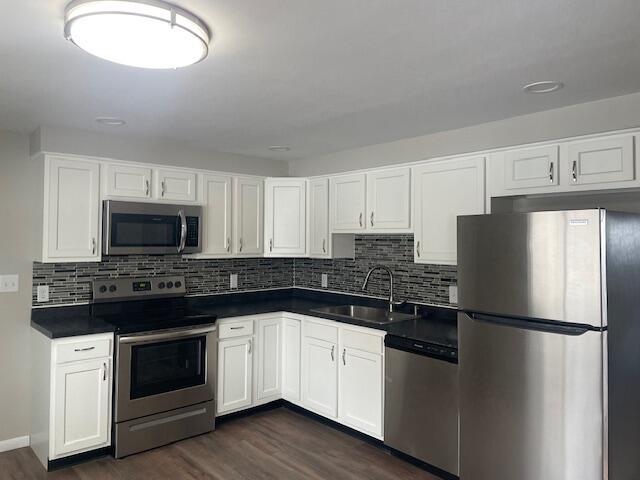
[37,285,50,302]
[321,273,328,288]
[449,285,458,304]
[230,274,238,289]
[0,274,19,293]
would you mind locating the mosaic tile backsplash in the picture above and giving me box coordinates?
[33,235,457,307]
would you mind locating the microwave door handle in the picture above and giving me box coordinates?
[178,209,187,252]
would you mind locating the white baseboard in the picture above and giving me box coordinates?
[0,435,30,453]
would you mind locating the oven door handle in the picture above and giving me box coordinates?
[118,325,217,344]
[177,209,187,253]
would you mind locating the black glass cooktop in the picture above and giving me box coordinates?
[90,298,217,335]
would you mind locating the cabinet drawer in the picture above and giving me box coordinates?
[55,337,112,364]
[219,320,254,339]
[341,328,383,355]
[305,320,338,343]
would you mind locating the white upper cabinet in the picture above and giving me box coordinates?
[45,156,101,262]
[331,173,366,231]
[105,164,152,199]
[156,168,197,202]
[255,317,282,401]
[201,174,233,256]
[264,178,307,256]
[413,157,485,265]
[504,145,559,190]
[565,135,634,185]
[234,177,264,256]
[366,167,411,231]
[309,178,330,257]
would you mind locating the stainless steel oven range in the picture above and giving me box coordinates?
[92,276,217,458]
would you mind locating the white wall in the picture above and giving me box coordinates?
[289,92,640,176]
[30,126,289,177]
[0,130,35,443]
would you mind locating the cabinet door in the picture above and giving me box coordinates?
[201,174,233,255]
[309,178,330,257]
[217,337,253,414]
[366,168,411,230]
[264,179,306,256]
[282,317,301,402]
[234,177,263,255]
[46,157,100,261]
[105,164,152,198]
[566,135,634,185]
[156,168,196,202]
[413,157,485,265]
[330,174,366,231]
[504,146,559,190]
[338,347,383,438]
[256,318,281,400]
[302,337,338,418]
[53,358,110,457]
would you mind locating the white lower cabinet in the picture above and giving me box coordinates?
[31,332,113,469]
[216,313,385,439]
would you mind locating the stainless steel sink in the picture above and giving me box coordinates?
[310,305,417,325]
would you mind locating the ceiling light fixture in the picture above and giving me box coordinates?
[268,146,291,152]
[523,81,564,94]
[64,0,210,69]
[96,116,126,126]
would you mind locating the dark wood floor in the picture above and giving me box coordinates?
[0,407,439,479]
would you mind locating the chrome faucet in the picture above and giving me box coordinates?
[362,265,402,312]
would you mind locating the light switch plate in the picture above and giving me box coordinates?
[37,285,49,302]
[321,274,328,288]
[230,274,238,289]
[0,274,19,293]
[449,285,458,304]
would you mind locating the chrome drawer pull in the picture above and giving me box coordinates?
[74,346,96,352]
[229,326,245,330]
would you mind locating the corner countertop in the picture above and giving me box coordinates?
[31,288,458,348]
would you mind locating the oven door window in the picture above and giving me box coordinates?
[110,213,180,248]
[130,336,206,399]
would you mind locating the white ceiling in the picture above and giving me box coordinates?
[2,0,640,161]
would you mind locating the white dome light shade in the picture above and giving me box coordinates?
[64,0,210,69]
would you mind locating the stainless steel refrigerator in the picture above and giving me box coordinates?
[457,209,640,480]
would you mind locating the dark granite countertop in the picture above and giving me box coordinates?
[32,288,458,348]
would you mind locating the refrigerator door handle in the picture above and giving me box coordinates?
[465,312,596,336]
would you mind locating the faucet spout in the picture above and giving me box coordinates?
[361,265,400,312]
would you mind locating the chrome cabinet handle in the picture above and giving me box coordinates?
[359,212,363,227]
[549,162,554,183]
[416,241,421,257]
[161,180,166,196]
[145,179,150,196]
[226,237,231,252]
[248,339,252,354]
[370,212,374,227]
[269,238,273,252]
[91,238,96,255]
[239,238,243,252]
[342,348,346,365]
[103,362,107,381]
[331,345,335,361]
[572,160,578,182]
[322,238,326,253]
[230,326,245,330]
[74,346,95,352]
[177,210,187,253]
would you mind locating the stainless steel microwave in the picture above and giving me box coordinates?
[103,200,202,255]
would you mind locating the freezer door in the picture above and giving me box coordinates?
[459,312,605,480]
[457,209,603,327]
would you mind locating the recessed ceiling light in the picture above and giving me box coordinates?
[268,146,291,152]
[523,81,564,94]
[64,0,211,69]
[96,116,126,126]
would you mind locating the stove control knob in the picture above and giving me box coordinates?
[175,281,182,288]
[109,285,117,293]
[167,281,174,289]
[158,282,165,289]
[99,285,107,293]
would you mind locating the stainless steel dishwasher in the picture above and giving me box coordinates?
[384,335,459,477]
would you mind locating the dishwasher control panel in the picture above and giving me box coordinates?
[385,335,458,363]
